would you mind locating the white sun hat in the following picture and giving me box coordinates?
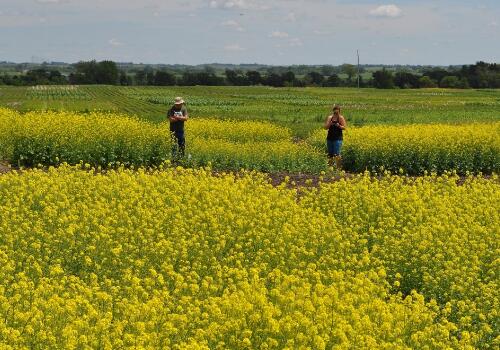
[174,97,185,105]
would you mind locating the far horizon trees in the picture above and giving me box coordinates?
[1,61,498,89]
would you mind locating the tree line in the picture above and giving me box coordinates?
[1,60,498,89]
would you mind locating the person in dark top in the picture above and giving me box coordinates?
[324,105,347,168]
[168,97,188,159]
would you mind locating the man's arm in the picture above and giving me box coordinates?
[176,112,188,121]
[167,108,179,122]
[175,108,189,121]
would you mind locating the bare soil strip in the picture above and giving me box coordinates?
[0,162,494,188]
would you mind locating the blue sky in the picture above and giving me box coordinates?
[0,0,498,65]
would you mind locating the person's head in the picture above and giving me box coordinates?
[332,105,341,115]
[174,96,184,108]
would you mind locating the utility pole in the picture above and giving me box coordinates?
[357,49,360,89]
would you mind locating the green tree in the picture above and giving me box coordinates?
[418,76,437,88]
[305,71,324,86]
[96,61,119,84]
[372,69,394,89]
[341,64,357,83]
[154,71,176,86]
[439,76,460,88]
[246,71,262,85]
[323,74,341,87]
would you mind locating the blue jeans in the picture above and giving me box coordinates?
[171,130,185,158]
[327,139,342,157]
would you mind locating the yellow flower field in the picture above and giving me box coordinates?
[0,108,326,172]
[0,166,498,348]
[309,123,500,174]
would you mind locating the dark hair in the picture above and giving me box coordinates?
[332,105,341,112]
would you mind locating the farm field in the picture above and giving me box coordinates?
[0,166,498,348]
[1,85,500,137]
[1,107,498,174]
[0,86,499,348]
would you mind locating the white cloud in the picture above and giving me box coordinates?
[289,38,303,47]
[285,12,296,22]
[108,38,124,47]
[210,0,247,9]
[274,37,303,48]
[221,19,238,26]
[489,20,498,27]
[224,43,245,51]
[209,0,269,11]
[312,29,331,36]
[221,19,244,31]
[269,31,289,38]
[369,5,402,18]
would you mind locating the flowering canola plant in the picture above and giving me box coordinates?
[0,165,498,348]
[309,123,500,174]
[0,108,326,173]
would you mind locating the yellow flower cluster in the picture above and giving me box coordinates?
[0,108,326,172]
[309,123,500,174]
[301,173,499,348]
[0,165,497,348]
[186,118,292,143]
[0,108,171,167]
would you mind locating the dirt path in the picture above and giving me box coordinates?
[0,163,12,174]
[0,162,494,188]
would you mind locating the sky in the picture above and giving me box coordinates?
[0,0,499,65]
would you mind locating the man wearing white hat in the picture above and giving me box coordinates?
[168,97,188,158]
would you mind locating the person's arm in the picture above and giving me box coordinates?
[324,115,333,129]
[175,107,189,121]
[338,115,347,130]
[167,108,177,122]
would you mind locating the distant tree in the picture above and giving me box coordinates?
[265,73,284,87]
[323,74,341,87]
[154,71,176,86]
[95,61,119,84]
[119,71,133,86]
[135,70,147,85]
[341,64,357,83]
[72,60,98,83]
[418,76,437,88]
[225,69,249,85]
[24,69,50,85]
[70,60,118,84]
[439,76,461,88]
[461,61,500,88]
[423,68,450,84]
[320,65,336,76]
[305,71,324,86]
[48,70,67,84]
[225,69,239,85]
[181,71,223,86]
[246,71,262,85]
[394,72,420,89]
[372,69,394,89]
[146,72,155,85]
[281,71,295,83]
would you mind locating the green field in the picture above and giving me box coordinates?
[1,85,499,137]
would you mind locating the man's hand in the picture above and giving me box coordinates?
[169,116,178,122]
